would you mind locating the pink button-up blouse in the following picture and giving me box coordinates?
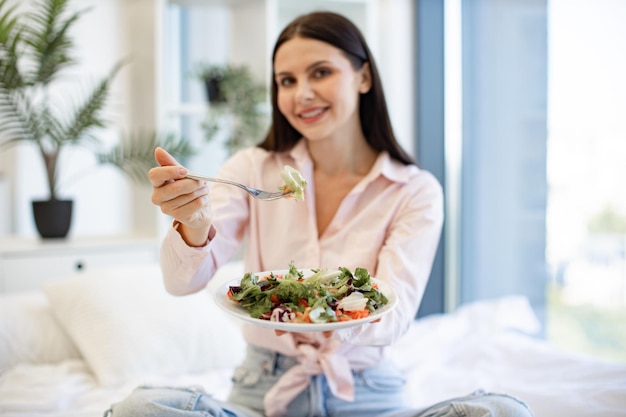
[160,139,444,417]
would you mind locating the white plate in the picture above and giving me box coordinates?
[213,269,398,332]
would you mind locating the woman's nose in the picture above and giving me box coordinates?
[295,80,314,103]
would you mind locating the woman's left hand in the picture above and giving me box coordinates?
[273,317,381,338]
[274,329,334,338]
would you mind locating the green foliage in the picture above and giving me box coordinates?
[0,0,190,199]
[195,64,228,87]
[547,284,626,363]
[195,63,268,154]
[96,130,194,185]
[588,206,626,234]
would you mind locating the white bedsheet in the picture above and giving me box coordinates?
[0,361,234,417]
[400,331,626,417]
[1,296,625,417]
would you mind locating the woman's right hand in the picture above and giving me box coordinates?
[149,147,213,246]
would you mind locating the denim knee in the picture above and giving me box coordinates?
[416,390,534,417]
[104,386,205,417]
[104,385,261,417]
[479,392,534,417]
[455,390,534,417]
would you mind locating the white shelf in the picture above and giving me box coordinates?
[0,235,160,293]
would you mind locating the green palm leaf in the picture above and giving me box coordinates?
[97,131,195,185]
[0,0,24,89]
[25,0,84,85]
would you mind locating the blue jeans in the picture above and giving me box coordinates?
[104,345,534,417]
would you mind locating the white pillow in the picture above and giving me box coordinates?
[0,292,81,374]
[43,263,246,387]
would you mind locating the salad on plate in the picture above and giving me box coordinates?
[226,262,390,325]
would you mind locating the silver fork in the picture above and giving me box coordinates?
[185,173,293,201]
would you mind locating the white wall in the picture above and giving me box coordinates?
[0,171,9,235]
[376,0,415,155]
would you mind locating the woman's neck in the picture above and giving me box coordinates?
[306,135,378,177]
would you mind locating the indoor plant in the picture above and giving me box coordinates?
[199,64,227,104]
[0,0,193,238]
[195,63,268,154]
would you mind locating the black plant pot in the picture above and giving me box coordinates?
[204,77,225,103]
[32,199,73,239]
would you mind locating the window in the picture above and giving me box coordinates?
[163,3,231,177]
[419,0,625,364]
[546,0,626,362]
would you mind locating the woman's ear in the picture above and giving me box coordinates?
[358,62,372,94]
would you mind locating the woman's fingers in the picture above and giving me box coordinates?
[274,329,334,339]
[149,165,188,188]
[154,146,182,167]
[149,147,189,187]
[154,181,209,215]
[149,147,213,239]
[157,184,207,210]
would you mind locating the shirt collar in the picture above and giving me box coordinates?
[370,151,413,184]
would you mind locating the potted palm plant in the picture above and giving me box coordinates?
[0,0,193,238]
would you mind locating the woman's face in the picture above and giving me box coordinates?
[273,37,371,143]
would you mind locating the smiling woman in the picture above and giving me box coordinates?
[108,8,535,417]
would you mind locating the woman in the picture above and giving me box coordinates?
[106,11,534,417]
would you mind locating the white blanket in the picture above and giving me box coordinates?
[1,293,625,417]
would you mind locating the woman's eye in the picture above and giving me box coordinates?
[278,77,295,87]
[313,68,331,78]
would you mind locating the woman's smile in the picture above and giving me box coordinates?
[298,106,327,124]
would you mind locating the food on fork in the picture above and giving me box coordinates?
[279,165,307,201]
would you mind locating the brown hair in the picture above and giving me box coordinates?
[257,11,415,165]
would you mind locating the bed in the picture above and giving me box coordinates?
[1,262,625,417]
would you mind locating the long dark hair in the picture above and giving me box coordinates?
[257,11,415,165]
